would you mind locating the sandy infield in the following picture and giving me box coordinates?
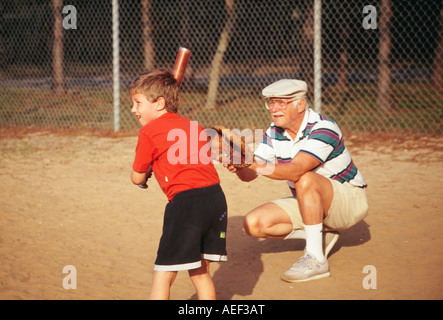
[0,129,442,300]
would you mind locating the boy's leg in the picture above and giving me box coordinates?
[149,270,178,300]
[188,259,216,300]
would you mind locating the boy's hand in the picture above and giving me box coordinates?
[132,166,153,189]
[138,174,150,189]
[138,171,153,189]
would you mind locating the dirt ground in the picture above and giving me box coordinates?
[0,128,442,300]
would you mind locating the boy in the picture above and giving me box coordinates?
[129,69,227,300]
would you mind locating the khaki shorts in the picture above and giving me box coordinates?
[272,179,368,231]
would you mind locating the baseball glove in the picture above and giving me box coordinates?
[211,125,253,168]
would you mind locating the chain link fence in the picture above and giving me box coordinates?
[1,0,442,135]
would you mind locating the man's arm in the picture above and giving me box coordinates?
[251,152,321,182]
[226,151,321,183]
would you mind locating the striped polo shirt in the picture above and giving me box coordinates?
[254,108,367,197]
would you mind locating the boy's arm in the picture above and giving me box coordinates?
[131,170,148,185]
[132,130,154,187]
[131,165,153,185]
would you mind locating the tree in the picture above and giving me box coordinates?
[336,1,351,114]
[336,1,353,91]
[376,0,393,113]
[52,0,65,95]
[0,1,6,72]
[179,0,194,90]
[141,0,155,71]
[431,6,443,90]
[299,1,314,101]
[205,0,236,109]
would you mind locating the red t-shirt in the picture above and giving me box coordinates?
[132,112,220,201]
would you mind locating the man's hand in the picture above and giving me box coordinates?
[224,163,258,182]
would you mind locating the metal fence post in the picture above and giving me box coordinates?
[112,0,120,132]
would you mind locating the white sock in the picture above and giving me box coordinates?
[304,223,325,261]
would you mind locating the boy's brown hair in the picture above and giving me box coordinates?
[129,69,180,113]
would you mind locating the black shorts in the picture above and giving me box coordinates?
[154,184,228,271]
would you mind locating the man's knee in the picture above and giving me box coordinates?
[243,213,262,238]
[295,171,333,196]
[294,171,317,194]
[243,202,294,238]
[294,172,334,218]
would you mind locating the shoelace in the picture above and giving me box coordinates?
[292,254,316,269]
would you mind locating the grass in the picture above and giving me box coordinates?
[0,87,114,129]
[0,82,441,135]
[322,83,442,135]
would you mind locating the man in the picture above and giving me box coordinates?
[226,79,368,282]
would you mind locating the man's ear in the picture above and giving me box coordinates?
[297,99,306,113]
[156,97,166,111]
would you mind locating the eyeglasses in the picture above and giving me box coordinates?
[265,98,297,110]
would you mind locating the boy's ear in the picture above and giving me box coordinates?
[156,97,166,111]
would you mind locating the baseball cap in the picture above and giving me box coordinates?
[262,79,307,100]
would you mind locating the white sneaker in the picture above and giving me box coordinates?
[281,252,330,283]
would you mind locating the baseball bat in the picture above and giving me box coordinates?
[172,46,192,87]
[138,46,192,189]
